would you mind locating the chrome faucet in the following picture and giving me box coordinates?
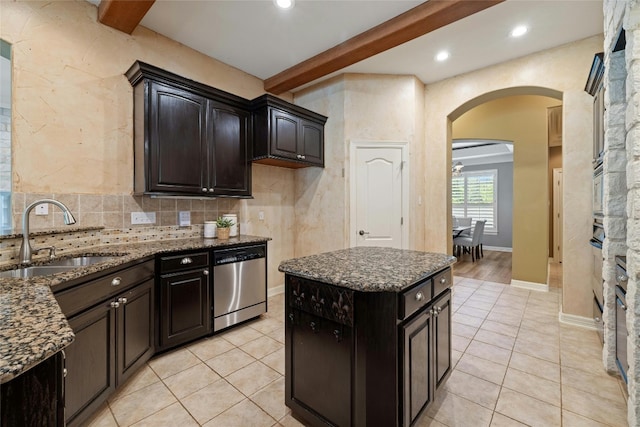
[19,199,76,264]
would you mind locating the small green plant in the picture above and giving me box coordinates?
[215,216,235,228]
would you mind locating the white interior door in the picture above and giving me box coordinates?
[553,168,563,263]
[351,143,407,248]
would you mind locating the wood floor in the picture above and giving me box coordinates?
[452,250,512,284]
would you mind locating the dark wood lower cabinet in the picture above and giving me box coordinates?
[285,269,452,427]
[1,351,64,427]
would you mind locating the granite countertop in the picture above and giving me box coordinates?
[0,234,270,384]
[278,246,456,292]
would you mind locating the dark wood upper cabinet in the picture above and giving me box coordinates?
[252,94,327,168]
[127,61,252,198]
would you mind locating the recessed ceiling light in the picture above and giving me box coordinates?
[274,0,294,9]
[511,25,528,38]
[435,51,450,62]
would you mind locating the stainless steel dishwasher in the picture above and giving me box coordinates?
[213,244,267,332]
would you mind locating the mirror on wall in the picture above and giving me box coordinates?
[0,39,11,233]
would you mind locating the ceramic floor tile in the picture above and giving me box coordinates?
[474,288,503,298]
[162,362,221,399]
[561,384,628,426]
[220,324,265,346]
[278,414,306,427]
[561,366,625,403]
[479,282,507,292]
[240,335,283,359]
[473,329,516,350]
[502,367,561,406]
[85,403,117,427]
[485,311,522,327]
[456,304,490,319]
[261,347,285,375]
[414,415,449,427]
[515,328,559,349]
[188,336,236,362]
[109,381,177,426]
[443,370,501,409]
[180,379,245,425]
[451,321,479,339]
[508,351,560,383]
[108,365,161,403]
[494,388,561,426]
[469,294,500,305]
[205,348,256,377]
[519,317,560,334]
[452,312,485,328]
[249,316,283,334]
[559,342,603,373]
[451,349,463,368]
[452,334,472,352]
[513,338,559,363]
[426,390,493,427]
[488,304,524,317]
[130,402,198,427]
[489,412,528,426]
[250,377,289,421]
[479,320,519,338]
[462,298,495,311]
[225,361,281,396]
[203,399,276,427]
[455,353,508,385]
[465,340,512,365]
[267,326,285,344]
[561,409,610,427]
[148,348,201,379]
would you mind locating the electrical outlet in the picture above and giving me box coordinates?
[258,211,265,221]
[35,204,48,215]
[131,212,156,225]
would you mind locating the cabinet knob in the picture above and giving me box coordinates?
[203,269,209,276]
[202,188,208,192]
[301,155,306,160]
[180,257,193,265]
[296,154,302,159]
[440,277,447,284]
[208,188,215,192]
[436,306,442,314]
[111,277,122,287]
[415,292,424,302]
[595,317,601,322]
[63,368,68,378]
[110,301,120,308]
[117,297,128,305]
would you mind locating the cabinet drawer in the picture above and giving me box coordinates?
[433,268,453,298]
[55,260,154,318]
[159,252,209,274]
[399,278,432,321]
[287,276,354,327]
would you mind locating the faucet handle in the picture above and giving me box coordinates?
[35,246,57,259]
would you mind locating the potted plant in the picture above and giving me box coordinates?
[215,216,234,239]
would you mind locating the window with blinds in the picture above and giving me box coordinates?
[452,169,497,233]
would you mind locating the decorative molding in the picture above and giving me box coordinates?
[268,285,284,297]
[483,246,512,252]
[511,279,548,292]
[559,310,597,330]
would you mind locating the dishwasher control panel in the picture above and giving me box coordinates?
[213,245,266,266]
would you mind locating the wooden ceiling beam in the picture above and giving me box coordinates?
[98,0,156,35]
[264,0,505,94]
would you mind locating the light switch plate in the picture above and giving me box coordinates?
[178,211,191,226]
[35,204,48,215]
[258,211,265,221]
[131,212,156,225]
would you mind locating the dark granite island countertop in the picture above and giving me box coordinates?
[0,234,271,384]
[278,246,456,292]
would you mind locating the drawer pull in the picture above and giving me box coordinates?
[180,257,193,265]
[415,292,424,302]
[440,277,447,284]
[117,297,128,305]
[310,321,318,333]
[110,301,120,308]
[203,269,209,276]
[111,277,122,287]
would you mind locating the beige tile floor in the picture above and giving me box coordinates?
[87,277,628,427]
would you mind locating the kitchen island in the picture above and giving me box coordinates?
[279,247,456,427]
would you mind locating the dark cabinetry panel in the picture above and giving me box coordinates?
[1,352,64,427]
[157,251,211,351]
[401,309,432,427]
[252,95,326,168]
[54,260,155,427]
[127,61,252,198]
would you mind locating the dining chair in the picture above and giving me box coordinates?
[453,220,486,262]
[457,217,472,237]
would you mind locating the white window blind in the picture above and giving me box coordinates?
[452,169,497,233]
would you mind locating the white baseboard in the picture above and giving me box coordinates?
[268,285,284,297]
[559,310,597,330]
[511,279,548,292]
[483,246,512,252]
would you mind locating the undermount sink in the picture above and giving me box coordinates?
[0,255,122,278]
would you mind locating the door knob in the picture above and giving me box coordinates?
[359,230,370,236]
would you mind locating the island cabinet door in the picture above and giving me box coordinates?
[401,308,433,427]
[287,309,352,427]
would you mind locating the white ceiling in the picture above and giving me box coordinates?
[453,139,514,166]
[88,0,604,91]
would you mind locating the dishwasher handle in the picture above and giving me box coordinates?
[213,244,266,266]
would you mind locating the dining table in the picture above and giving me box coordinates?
[452,225,472,238]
